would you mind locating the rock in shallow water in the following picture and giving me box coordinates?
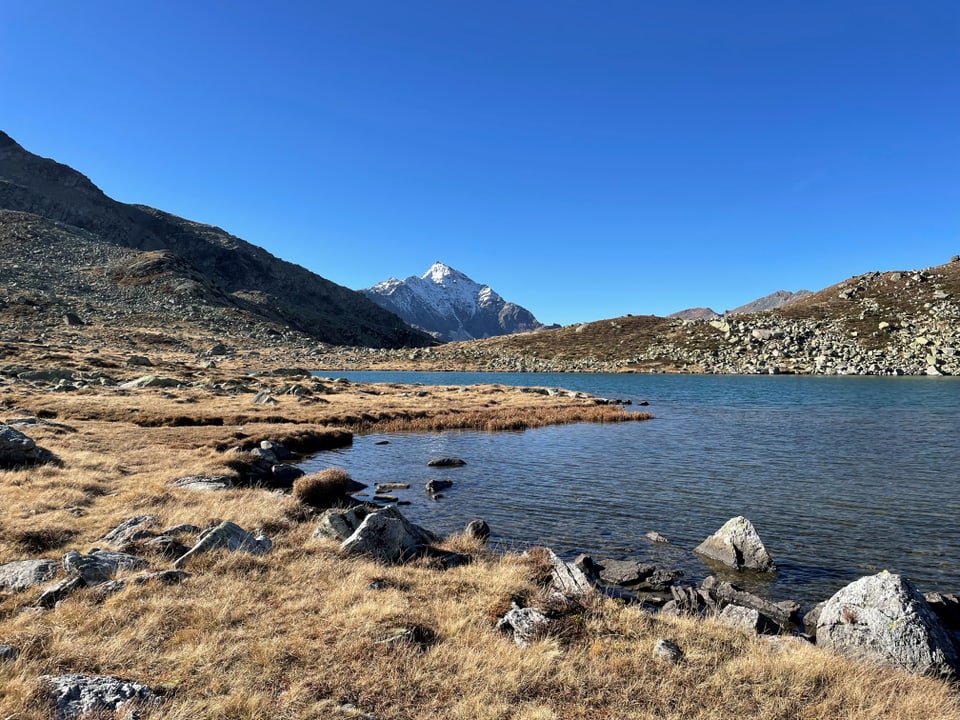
[694,515,775,572]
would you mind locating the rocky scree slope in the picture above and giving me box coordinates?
[364,261,544,342]
[0,131,432,349]
[669,289,812,321]
[342,258,960,375]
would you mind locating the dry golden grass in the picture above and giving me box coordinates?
[1,344,959,719]
[292,467,358,509]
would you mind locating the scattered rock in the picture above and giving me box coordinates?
[717,605,780,634]
[36,576,85,608]
[126,355,153,367]
[339,506,436,564]
[376,483,409,492]
[169,475,233,491]
[173,522,272,569]
[375,624,436,650]
[694,516,775,571]
[100,515,159,547]
[269,463,305,488]
[63,550,148,586]
[803,602,826,639]
[93,570,190,598]
[0,558,61,593]
[41,673,157,720]
[653,638,683,663]
[62,312,85,326]
[645,531,670,544]
[119,374,180,389]
[702,576,798,629]
[252,391,277,405]
[313,507,371,542]
[425,478,453,494]
[544,548,595,599]
[207,343,229,356]
[0,644,18,662]
[816,571,958,677]
[427,457,466,467]
[0,422,57,469]
[596,559,657,586]
[464,519,491,542]
[496,603,551,646]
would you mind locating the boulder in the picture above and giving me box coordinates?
[694,516,775,571]
[925,592,960,631]
[173,522,272,569]
[701,576,798,629]
[313,507,370,541]
[816,571,959,677]
[0,422,56,469]
[464,519,491,542]
[653,638,683,663]
[119,375,180,389]
[597,559,656,586]
[93,570,190,598]
[340,506,436,563]
[36,577,85,608]
[645,531,670,544]
[0,644,18,662]
[41,673,157,720]
[100,515,159,547]
[0,559,60,593]
[496,603,550,647]
[545,548,595,599]
[63,550,148,586]
[425,479,453,494]
[270,463,305,488]
[717,605,779,635]
[169,475,233,491]
[427,457,466,467]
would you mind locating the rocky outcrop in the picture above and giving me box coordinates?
[694,516,775,572]
[0,422,56,469]
[816,571,959,677]
[339,506,437,563]
[41,673,157,720]
[0,558,60,593]
[173,522,272,569]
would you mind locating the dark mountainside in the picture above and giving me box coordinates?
[0,131,432,348]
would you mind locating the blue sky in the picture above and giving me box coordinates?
[3,2,957,325]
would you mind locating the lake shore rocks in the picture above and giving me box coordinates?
[339,505,437,564]
[816,571,959,678]
[694,516,775,572]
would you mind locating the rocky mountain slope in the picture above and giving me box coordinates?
[363,262,545,342]
[0,131,432,349]
[669,289,812,321]
[331,258,960,376]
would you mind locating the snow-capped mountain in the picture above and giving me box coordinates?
[363,262,545,342]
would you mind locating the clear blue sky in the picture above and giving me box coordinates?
[3,1,957,325]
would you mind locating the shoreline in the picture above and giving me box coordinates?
[2,357,959,718]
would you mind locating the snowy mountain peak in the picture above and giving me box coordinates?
[363,262,543,342]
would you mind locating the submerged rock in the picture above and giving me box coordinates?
[694,516,775,571]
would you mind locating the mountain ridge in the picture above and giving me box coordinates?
[363,261,545,342]
[0,131,432,348]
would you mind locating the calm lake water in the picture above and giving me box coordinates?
[302,372,960,607]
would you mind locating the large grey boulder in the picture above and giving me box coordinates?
[0,559,60,592]
[694,516,775,571]
[339,506,436,563]
[816,571,959,677]
[41,673,157,720]
[173,522,272,569]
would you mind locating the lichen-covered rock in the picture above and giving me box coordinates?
[545,548,595,599]
[0,558,60,593]
[817,571,959,677]
[41,673,157,720]
[100,515,159,547]
[496,604,550,646]
[62,550,148,586]
[313,506,370,541]
[694,516,775,571]
[339,506,436,563]
[173,522,272,569]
